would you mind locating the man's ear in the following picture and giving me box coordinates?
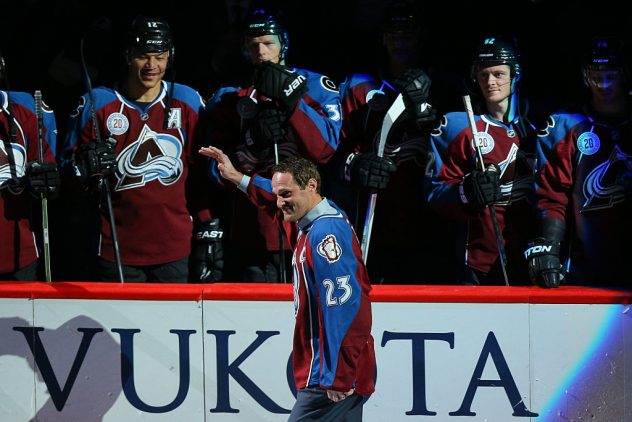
[308,178,318,192]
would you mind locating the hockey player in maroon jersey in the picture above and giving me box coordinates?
[425,37,539,285]
[527,36,632,288]
[0,59,58,280]
[62,16,215,282]
[200,145,375,421]
[327,2,453,284]
[202,9,342,282]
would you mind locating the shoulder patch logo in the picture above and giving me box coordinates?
[320,76,338,93]
[70,96,86,118]
[317,234,342,263]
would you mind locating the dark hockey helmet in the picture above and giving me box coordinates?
[381,1,420,35]
[127,16,174,55]
[582,36,626,71]
[244,9,289,61]
[470,37,522,83]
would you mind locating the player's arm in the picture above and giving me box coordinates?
[287,70,342,163]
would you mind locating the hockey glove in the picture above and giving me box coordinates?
[190,219,224,282]
[459,164,500,212]
[26,161,60,198]
[254,62,307,110]
[249,106,288,153]
[394,68,436,124]
[525,218,566,288]
[344,152,397,190]
[75,137,117,179]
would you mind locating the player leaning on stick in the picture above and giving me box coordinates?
[61,16,211,282]
[0,56,58,281]
[425,36,540,286]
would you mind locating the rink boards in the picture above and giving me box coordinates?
[0,282,630,421]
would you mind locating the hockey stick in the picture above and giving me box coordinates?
[273,118,287,283]
[80,39,124,283]
[360,93,406,263]
[34,90,52,282]
[462,95,510,286]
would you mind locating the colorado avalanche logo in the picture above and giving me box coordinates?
[430,115,448,137]
[317,234,342,263]
[70,96,86,118]
[114,124,183,191]
[581,145,631,211]
[0,142,27,193]
[537,115,556,137]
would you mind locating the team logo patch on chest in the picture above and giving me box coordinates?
[0,142,26,193]
[106,112,129,135]
[114,124,184,191]
[471,132,494,154]
[317,234,342,263]
[577,132,600,155]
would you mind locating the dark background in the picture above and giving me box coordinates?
[0,0,629,133]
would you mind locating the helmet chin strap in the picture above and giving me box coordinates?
[507,78,519,122]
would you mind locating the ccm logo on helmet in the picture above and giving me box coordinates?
[284,75,306,97]
[524,244,552,259]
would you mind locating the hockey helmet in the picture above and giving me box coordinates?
[244,9,289,61]
[470,37,521,82]
[127,16,174,55]
[582,36,628,89]
[582,36,626,71]
[381,2,420,35]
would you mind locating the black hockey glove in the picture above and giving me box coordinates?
[459,164,500,212]
[25,161,60,198]
[344,152,397,190]
[525,219,566,288]
[393,68,436,124]
[190,219,224,282]
[254,62,307,110]
[524,238,564,288]
[249,106,288,153]
[75,137,117,179]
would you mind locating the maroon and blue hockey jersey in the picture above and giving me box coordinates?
[63,81,206,266]
[426,111,537,279]
[244,175,376,395]
[535,110,632,284]
[204,68,342,252]
[0,90,57,273]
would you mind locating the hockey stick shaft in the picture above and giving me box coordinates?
[462,95,509,286]
[273,138,287,283]
[80,39,124,283]
[361,93,405,263]
[34,90,52,282]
